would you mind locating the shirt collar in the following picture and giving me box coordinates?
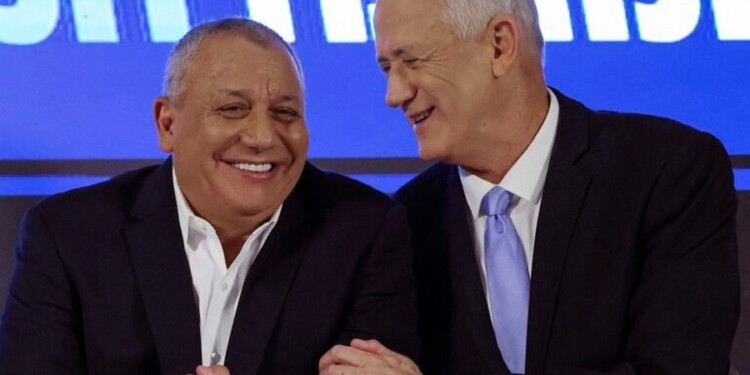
[460,88,560,219]
[172,168,282,246]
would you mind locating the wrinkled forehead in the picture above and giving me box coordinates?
[169,35,303,108]
[191,34,302,85]
[374,0,451,53]
[374,0,446,29]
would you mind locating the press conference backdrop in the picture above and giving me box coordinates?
[1,0,749,370]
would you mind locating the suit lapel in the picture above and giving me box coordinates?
[223,164,314,375]
[124,160,202,374]
[525,90,591,375]
[442,165,510,374]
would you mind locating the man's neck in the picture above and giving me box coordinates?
[220,235,248,267]
[459,84,550,184]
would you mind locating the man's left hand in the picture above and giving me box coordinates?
[186,365,231,375]
[318,339,422,375]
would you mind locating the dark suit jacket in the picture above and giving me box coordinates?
[0,160,418,374]
[394,90,739,375]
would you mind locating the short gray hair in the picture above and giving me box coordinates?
[163,17,304,101]
[440,0,543,56]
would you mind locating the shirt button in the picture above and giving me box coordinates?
[210,351,221,365]
[221,282,228,291]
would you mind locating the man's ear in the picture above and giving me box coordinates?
[485,13,520,78]
[154,96,177,153]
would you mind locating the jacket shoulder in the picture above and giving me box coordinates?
[302,163,401,214]
[587,110,729,171]
[394,163,451,209]
[554,89,730,176]
[29,164,159,218]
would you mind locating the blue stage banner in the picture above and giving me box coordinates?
[0,0,748,191]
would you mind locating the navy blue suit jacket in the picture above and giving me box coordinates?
[394,91,739,374]
[0,160,418,374]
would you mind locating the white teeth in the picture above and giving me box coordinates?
[414,107,434,123]
[232,163,273,172]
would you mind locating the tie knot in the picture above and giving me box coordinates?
[481,186,512,216]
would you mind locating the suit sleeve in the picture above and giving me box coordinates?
[335,204,420,361]
[0,206,85,374]
[556,134,740,375]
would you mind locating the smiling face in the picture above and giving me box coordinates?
[154,32,308,232]
[374,0,496,163]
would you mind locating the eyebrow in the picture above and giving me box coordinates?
[271,94,301,104]
[217,89,300,103]
[217,89,247,98]
[376,47,411,65]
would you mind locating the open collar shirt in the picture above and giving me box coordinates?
[172,169,281,366]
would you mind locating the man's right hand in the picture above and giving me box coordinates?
[186,365,231,375]
[319,339,422,375]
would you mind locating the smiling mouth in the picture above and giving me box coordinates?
[412,107,435,124]
[231,162,274,173]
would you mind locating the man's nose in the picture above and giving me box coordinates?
[239,114,274,150]
[385,67,415,108]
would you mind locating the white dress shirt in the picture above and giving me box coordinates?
[459,89,560,318]
[172,170,281,366]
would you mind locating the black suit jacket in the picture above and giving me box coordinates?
[394,91,739,375]
[0,160,418,374]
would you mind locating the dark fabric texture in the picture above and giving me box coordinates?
[395,90,739,375]
[0,160,418,375]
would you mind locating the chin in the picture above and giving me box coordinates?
[417,142,449,162]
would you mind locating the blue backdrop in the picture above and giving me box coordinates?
[1,0,748,193]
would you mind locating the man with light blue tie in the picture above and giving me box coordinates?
[318,0,739,373]
[483,186,530,373]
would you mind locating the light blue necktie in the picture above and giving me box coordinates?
[482,186,529,374]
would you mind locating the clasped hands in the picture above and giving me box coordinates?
[318,338,422,375]
[186,339,421,375]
